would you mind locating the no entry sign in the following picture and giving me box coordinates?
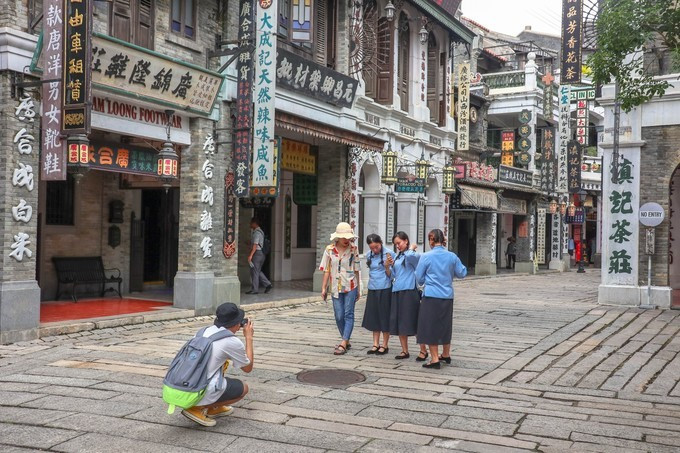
[639,202,665,227]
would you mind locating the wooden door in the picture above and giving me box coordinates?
[427,33,438,123]
[129,212,145,292]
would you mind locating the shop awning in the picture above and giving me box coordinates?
[276,112,385,152]
[458,184,498,210]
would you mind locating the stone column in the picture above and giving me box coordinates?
[0,77,41,344]
[475,213,497,275]
[313,145,346,292]
[396,193,419,246]
[514,215,534,273]
[174,117,222,315]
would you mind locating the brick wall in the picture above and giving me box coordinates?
[315,145,347,264]
[638,125,680,286]
[0,74,40,283]
[38,172,135,299]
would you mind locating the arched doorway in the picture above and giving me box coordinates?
[669,166,680,307]
[358,161,381,254]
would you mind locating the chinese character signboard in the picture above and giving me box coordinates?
[576,99,589,145]
[557,85,571,193]
[276,48,358,108]
[395,177,426,193]
[386,192,395,241]
[42,0,67,180]
[537,208,547,264]
[602,152,640,285]
[540,128,556,192]
[501,130,515,152]
[499,165,533,188]
[251,0,278,196]
[9,95,37,263]
[223,172,237,259]
[200,133,217,259]
[234,0,255,198]
[567,140,582,193]
[87,142,162,176]
[62,0,92,135]
[281,139,316,175]
[560,0,583,84]
[91,34,224,116]
[453,162,467,180]
[457,62,470,151]
[542,72,555,119]
[466,161,497,182]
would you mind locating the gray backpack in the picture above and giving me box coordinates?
[162,326,233,414]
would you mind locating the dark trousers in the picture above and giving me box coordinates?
[506,254,516,269]
[250,250,271,292]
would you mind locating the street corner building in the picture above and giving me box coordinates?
[0,0,607,344]
[0,0,233,344]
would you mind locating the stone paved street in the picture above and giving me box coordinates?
[1,271,680,452]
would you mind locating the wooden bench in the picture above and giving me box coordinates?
[52,257,123,302]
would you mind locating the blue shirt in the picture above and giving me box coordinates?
[390,250,420,292]
[367,249,395,290]
[415,246,467,299]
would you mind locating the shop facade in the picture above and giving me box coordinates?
[1,0,232,343]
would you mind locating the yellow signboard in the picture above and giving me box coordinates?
[501,151,514,167]
[281,139,316,175]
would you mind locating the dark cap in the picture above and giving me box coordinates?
[214,302,245,328]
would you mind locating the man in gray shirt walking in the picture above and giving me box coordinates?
[247,218,272,294]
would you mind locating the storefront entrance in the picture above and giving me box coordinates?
[138,189,179,289]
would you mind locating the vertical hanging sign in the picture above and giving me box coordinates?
[457,63,470,151]
[223,172,237,259]
[62,0,92,135]
[567,140,582,193]
[537,208,547,264]
[576,99,589,145]
[540,128,556,193]
[42,0,67,181]
[557,85,571,193]
[560,0,583,84]
[251,0,278,197]
[234,0,255,198]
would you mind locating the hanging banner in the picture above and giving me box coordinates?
[560,0,583,84]
[576,99,589,145]
[42,0,67,180]
[537,208,546,264]
[284,193,292,258]
[281,139,316,175]
[223,172,237,259]
[386,192,395,241]
[557,85,571,193]
[234,0,255,197]
[251,0,278,196]
[417,197,425,244]
[567,140,582,193]
[542,72,555,119]
[62,0,92,135]
[457,62,470,151]
[501,130,515,151]
[539,128,556,193]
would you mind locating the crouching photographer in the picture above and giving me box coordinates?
[163,302,254,427]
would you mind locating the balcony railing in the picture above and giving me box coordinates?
[483,71,526,90]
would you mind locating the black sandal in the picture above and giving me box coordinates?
[423,361,441,369]
[376,346,389,355]
[334,345,347,355]
[439,355,452,364]
[416,352,429,362]
[367,346,379,355]
[395,351,410,360]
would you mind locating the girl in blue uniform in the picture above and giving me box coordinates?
[387,231,427,360]
[416,229,467,369]
[361,234,394,355]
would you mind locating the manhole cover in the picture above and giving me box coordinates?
[297,369,366,388]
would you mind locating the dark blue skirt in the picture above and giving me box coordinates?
[362,288,392,332]
[417,296,453,345]
[389,289,420,336]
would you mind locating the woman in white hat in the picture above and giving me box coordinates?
[319,222,361,355]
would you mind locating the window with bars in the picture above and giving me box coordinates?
[171,0,196,39]
[46,176,75,226]
[28,0,43,34]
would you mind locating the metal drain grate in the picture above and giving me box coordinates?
[297,369,366,388]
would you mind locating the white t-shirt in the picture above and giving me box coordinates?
[196,325,250,406]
